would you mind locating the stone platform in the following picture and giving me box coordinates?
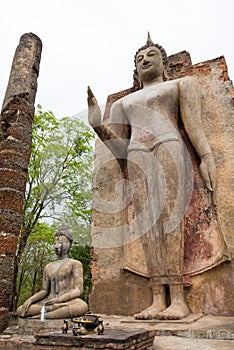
[120,313,234,340]
[0,327,155,350]
[1,314,234,350]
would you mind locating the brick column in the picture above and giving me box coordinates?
[0,33,42,332]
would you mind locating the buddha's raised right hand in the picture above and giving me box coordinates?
[87,86,102,128]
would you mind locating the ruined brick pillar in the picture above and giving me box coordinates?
[0,33,42,332]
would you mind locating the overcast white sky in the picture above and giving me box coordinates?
[0,0,233,120]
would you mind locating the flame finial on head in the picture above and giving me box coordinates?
[146,32,154,46]
[55,218,73,244]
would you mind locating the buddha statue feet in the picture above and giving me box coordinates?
[134,301,166,320]
[157,301,190,320]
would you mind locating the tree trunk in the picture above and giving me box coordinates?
[0,33,42,332]
[15,267,25,310]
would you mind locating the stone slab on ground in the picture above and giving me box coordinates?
[153,336,234,350]
[0,329,155,350]
[36,329,155,349]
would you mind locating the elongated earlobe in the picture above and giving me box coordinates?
[133,69,143,89]
[163,67,169,81]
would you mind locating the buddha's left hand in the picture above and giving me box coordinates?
[199,153,217,203]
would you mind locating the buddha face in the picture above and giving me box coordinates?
[54,235,71,258]
[136,46,165,84]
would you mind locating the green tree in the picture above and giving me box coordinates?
[16,222,55,307]
[13,106,95,310]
